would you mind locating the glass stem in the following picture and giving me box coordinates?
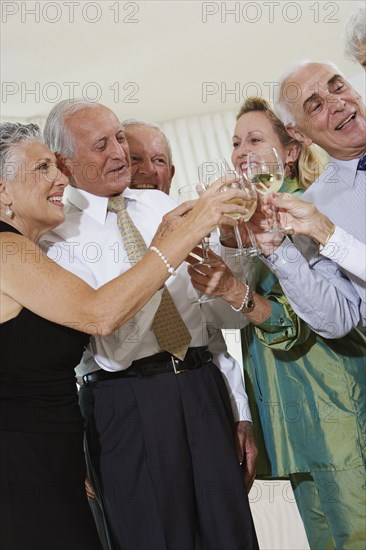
[234,225,243,252]
[202,237,210,261]
[271,204,279,230]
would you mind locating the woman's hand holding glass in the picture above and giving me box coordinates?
[178,179,247,303]
[198,158,259,256]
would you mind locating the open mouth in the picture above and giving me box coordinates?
[132,183,156,189]
[335,112,356,131]
[47,194,64,206]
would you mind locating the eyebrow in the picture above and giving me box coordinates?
[35,156,53,164]
[93,128,124,142]
[232,130,264,139]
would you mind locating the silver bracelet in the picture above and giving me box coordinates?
[149,246,176,276]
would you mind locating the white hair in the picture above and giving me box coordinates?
[344,5,366,62]
[274,59,344,128]
[0,122,42,181]
[43,99,99,157]
[121,117,173,166]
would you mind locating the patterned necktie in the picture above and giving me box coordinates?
[108,196,191,360]
[357,154,366,171]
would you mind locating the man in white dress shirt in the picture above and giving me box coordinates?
[250,61,366,337]
[123,117,258,483]
[43,100,258,550]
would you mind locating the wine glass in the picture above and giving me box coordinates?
[178,184,217,304]
[198,158,255,256]
[246,147,284,233]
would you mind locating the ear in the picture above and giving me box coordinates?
[285,142,302,164]
[285,124,313,147]
[0,180,12,207]
[170,164,175,181]
[55,152,72,179]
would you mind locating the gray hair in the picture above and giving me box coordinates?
[274,59,343,128]
[121,118,173,166]
[0,122,42,181]
[44,99,99,157]
[344,5,366,62]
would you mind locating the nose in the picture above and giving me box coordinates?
[232,144,249,165]
[328,95,346,114]
[109,138,128,160]
[56,166,68,188]
[139,158,156,176]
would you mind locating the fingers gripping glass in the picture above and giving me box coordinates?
[178,184,217,304]
[198,158,258,257]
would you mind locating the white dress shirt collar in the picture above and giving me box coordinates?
[67,186,138,225]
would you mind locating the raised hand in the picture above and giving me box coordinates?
[268,193,334,245]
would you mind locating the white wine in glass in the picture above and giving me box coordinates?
[246,147,284,232]
[198,158,250,255]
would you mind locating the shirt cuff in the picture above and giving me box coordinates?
[255,299,292,333]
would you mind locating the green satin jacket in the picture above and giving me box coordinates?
[242,178,366,476]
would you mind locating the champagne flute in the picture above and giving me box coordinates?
[246,147,284,233]
[178,184,217,304]
[237,170,261,256]
[198,158,254,256]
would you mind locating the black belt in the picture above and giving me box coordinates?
[82,347,212,386]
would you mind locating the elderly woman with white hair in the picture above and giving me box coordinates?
[0,122,244,549]
[344,4,366,70]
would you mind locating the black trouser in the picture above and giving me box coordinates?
[80,361,258,550]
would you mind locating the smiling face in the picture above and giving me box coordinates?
[0,140,68,241]
[64,104,131,197]
[231,111,290,172]
[125,125,174,194]
[281,63,366,160]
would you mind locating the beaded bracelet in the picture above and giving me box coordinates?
[149,246,176,276]
[230,284,250,312]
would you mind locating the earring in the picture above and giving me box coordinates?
[286,161,297,179]
[5,205,13,218]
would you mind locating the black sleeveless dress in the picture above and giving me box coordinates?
[0,222,102,549]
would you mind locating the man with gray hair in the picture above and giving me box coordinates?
[269,61,366,334]
[122,118,175,194]
[344,4,366,70]
[43,99,259,550]
[247,60,366,549]
[122,115,259,490]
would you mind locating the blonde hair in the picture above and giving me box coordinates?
[236,97,329,189]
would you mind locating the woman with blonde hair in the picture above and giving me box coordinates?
[188,97,366,549]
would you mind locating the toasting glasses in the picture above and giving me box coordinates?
[178,183,217,304]
[246,147,285,233]
[198,158,258,256]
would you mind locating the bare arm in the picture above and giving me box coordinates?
[1,181,248,334]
